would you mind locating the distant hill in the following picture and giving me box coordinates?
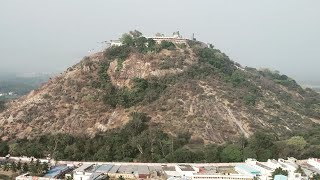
[299,82,320,93]
[0,73,51,96]
[0,32,319,145]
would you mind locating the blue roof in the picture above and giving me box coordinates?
[236,164,261,175]
[274,175,288,180]
[45,166,69,178]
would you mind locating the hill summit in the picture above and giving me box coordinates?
[0,31,319,143]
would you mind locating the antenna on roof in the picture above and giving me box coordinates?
[191,33,196,41]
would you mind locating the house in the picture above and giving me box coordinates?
[115,165,137,179]
[176,164,198,177]
[149,35,188,44]
[16,167,71,180]
[84,164,114,179]
[16,173,60,180]
[44,166,71,179]
[245,159,274,180]
[194,165,254,180]
[110,40,122,46]
[235,164,261,177]
[252,158,307,180]
[73,164,94,180]
[307,158,320,170]
[163,165,182,178]
[191,174,254,180]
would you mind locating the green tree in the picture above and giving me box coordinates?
[0,141,9,156]
[22,162,29,172]
[242,147,257,160]
[129,30,143,38]
[204,144,220,162]
[29,162,38,175]
[147,38,156,52]
[0,101,5,112]
[272,167,288,179]
[220,144,242,162]
[249,132,276,161]
[287,136,307,150]
[243,94,257,106]
[17,161,22,171]
[11,162,17,172]
[160,41,176,50]
[295,165,306,176]
[42,162,49,173]
[3,163,9,171]
[230,70,245,86]
[120,33,134,46]
[165,148,196,163]
[35,159,41,167]
[311,174,320,180]
[135,37,148,53]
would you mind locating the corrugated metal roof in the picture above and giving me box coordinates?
[108,165,120,173]
[89,172,102,180]
[149,165,162,171]
[74,164,93,172]
[95,164,113,173]
[179,165,195,171]
[256,162,274,171]
[45,166,69,178]
[118,165,138,174]
[138,165,150,174]
[163,166,176,171]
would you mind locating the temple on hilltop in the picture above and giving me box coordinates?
[110,31,191,46]
[148,31,188,44]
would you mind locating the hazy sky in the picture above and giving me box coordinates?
[0,0,319,81]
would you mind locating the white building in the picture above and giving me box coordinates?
[149,36,188,44]
[265,158,306,180]
[16,173,61,180]
[192,174,254,180]
[245,159,274,180]
[307,158,320,170]
[109,31,191,48]
[73,164,94,180]
[110,40,122,46]
[163,166,182,179]
[176,164,198,177]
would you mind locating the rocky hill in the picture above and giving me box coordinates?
[0,33,319,144]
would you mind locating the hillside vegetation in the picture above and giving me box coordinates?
[0,31,320,161]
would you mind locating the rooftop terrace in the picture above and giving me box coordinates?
[236,164,261,175]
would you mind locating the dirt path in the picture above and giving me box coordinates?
[224,106,250,138]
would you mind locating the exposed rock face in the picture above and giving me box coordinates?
[0,45,319,143]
